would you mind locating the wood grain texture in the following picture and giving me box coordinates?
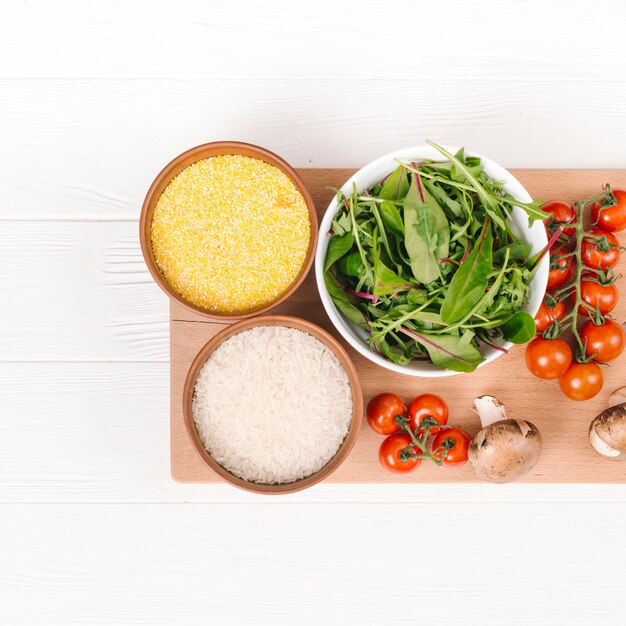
[3,3,626,622]
[3,78,626,222]
[4,360,626,502]
[0,221,169,361]
[2,0,625,81]
[1,503,625,626]
[172,168,626,484]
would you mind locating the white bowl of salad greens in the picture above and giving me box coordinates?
[316,141,550,377]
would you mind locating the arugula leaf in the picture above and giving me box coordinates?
[426,140,550,226]
[337,251,362,277]
[369,202,394,262]
[379,165,409,201]
[427,141,499,211]
[379,200,405,237]
[407,288,427,304]
[423,180,463,218]
[323,270,365,325]
[324,231,354,272]
[441,220,493,324]
[373,257,410,297]
[499,311,536,344]
[403,174,450,285]
[347,196,374,284]
[503,194,551,226]
[376,338,412,365]
[408,330,484,373]
[493,241,531,264]
[331,210,352,236]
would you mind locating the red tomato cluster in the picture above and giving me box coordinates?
[527,192,626,401]
[366,393,470,473]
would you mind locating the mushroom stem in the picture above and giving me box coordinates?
[472,395,508,427]
[468,396,542,483]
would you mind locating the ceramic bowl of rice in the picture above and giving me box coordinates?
[183,315,363,494]
[140,141,317,320]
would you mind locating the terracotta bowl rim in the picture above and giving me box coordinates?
[182,315,364,494]
[139,141,318,321]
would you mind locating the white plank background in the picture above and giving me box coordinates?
[2,0,626,623]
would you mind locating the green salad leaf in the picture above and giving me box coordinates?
[403,173,450,285]
[322,141,547,372]
[500,311,536,344]
[441,219,493,324]
[324,231,354,272]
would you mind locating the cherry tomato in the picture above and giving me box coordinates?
[379,433,421,473]
[581,229,620,270]
[579,279,618,316]
[547,246,575,289]
[366,393,406,435]
[407,394,448,435]
[591,189,626,233]
[542,200,577,237]
[525,337,573,379]
[534,297,567,333]
[559,362,603,401]
[431,427,471,466]
[581,319,626,362]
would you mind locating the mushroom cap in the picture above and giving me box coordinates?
[609,387,626,408]
[589,403,626,461]
[468,419,542,483]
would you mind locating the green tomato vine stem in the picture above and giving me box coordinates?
[546,186,618,361]
[394,416,446,466]
[569,201,588,359]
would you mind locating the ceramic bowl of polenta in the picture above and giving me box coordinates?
[140,141,318,319]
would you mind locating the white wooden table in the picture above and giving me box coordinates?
[2,1,626,623]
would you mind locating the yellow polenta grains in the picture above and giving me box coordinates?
[151,155,311,314]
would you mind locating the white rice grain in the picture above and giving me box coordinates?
[192,326,353,484]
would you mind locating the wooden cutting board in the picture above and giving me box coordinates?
[171,168,626,484]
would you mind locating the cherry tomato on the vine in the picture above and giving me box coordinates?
[581,228,620,270]
[366,393,406,435]
[407,394,448,435]
[581,319,626,363]
[559,362,603,401]
[579,279,618,316]
[534,297,567,333]
[591,189,626,233]
[431,428,470,467]
[547,246,575,289]
[542,200,577,237]
[379,433,421,473]
[525,337,573,379]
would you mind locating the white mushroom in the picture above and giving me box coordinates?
[589,387,626,461]
[468,395,542,483]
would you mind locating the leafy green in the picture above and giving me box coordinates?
[403,174,450,284]
[441,220,493,324]
[377,338,413,365]
[324,231,354,272]
[494,241,531,264]
[373,256,410,297]
[322,141,545,372]
[410,330,484,373]
[500,311,536,344]
[379,165,410,201]
[337,251,362,277]
[323,271,365,326]
[379,200,405,237]
[426,140,550,226]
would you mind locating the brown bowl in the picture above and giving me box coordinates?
[182,315,363,494]
[139,141,318,320]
